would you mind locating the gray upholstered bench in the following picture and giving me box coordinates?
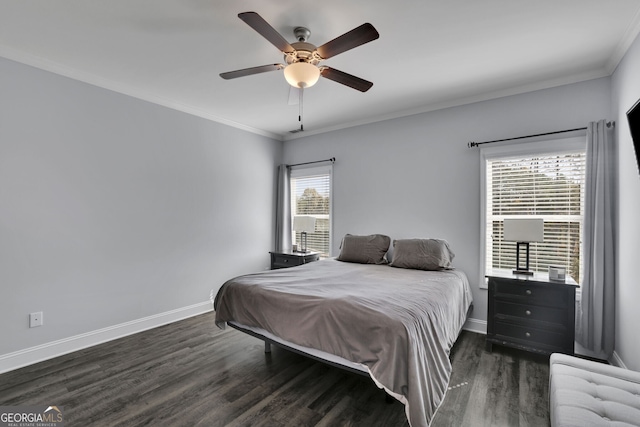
[549,353,640,426]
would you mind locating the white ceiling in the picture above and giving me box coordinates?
[1,0,640,141]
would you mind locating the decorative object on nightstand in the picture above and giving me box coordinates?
[548,265,566,282]
[503,218,544,275]
[486,270,578,356]
[293,215,316,253]
[269,251,320,270]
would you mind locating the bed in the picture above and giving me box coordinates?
[213,236,473,427]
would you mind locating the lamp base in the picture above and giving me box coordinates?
[512,269,534,276]
[514,242,534,276]
[300,231,308,254]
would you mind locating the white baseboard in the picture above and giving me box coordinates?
[463,317,487,334]
[0,301,213,374]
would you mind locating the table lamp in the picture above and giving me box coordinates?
[503,218,544,275]
[293,215,316,253]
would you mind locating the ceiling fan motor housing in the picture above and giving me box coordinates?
[285,41,321,66]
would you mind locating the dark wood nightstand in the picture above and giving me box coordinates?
[486,269,578,356]
[269,251,320,270]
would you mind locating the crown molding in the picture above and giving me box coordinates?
[283,68,610,141]
[606,5,640,74]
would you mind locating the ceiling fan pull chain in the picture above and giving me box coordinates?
[299,87,304,131]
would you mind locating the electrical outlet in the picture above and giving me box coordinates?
[29,312,43,328]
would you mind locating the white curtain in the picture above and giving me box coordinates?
[576,119,616,357]
[275,164,292,252]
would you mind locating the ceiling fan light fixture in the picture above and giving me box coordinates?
[284,62,320,88]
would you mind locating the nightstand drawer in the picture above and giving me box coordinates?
[494,321,567,349]
[272,254,299,268]
[494,300,566,325]
[492,279,568,308]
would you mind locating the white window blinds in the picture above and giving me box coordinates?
[485,150,586,283]
[290,166,332,257]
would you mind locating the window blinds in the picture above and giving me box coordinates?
[486,152,586,282]
[291,171,331,257]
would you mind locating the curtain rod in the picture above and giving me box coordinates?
[289,157,335,168]
[467,121,615,148]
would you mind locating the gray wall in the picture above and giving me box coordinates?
[283,77,611,329]
[0,57,281,356]
[611,33,640,371]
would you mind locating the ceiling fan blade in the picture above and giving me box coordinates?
[220,64,284,80]
[316,23,379,59]
[238,12,295,54]
[320,67,373,92]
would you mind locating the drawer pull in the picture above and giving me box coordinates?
[525,332,531,338]
[525,310,531,316]
[525,289,532,296]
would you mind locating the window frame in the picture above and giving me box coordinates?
[479,136,586,289]
[290,164,333,258]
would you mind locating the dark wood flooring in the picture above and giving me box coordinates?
[0,312,550,426]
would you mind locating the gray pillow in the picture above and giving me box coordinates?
[337,234,390,264]
[390,239,455,270]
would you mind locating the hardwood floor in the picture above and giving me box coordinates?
[0,312,550,426]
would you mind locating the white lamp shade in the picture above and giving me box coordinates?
[503,218,544,242]
[293,215,316,233]
[284,62,320,88]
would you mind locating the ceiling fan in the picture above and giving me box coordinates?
[220,12,379,92]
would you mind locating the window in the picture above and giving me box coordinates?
[290,165,332,258]
[481,137,586,286]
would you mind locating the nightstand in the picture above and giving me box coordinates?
[269,251,320,270]
[486,269,578,356]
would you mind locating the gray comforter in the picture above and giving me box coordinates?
[214,258,473,427]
